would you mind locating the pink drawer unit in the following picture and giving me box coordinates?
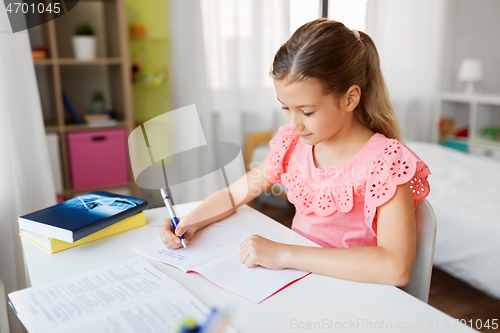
[67,129,129,191]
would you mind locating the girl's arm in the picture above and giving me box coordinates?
[239,182,416,286]
[159,161,273,248]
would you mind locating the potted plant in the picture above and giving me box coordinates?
[72,22,96,60]
[90,90,105,113]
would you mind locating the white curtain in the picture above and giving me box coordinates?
[200,0,320,147]
[167,0,320,203]
[365,0,448,142]
[0,8,56,333]
[167,0,214,204]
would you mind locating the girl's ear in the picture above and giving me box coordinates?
[345,85,361,112]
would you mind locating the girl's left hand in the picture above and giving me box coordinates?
[239,235,288,270]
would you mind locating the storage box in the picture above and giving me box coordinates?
[67,129,129,191]
[439,137,468,152]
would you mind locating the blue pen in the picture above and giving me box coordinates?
[199,308,218,333]
[200,308,230,333]
[160,188,187,249]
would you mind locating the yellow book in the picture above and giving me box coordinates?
[19,212,146,254]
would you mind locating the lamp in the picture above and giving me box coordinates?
[458,58,483,94]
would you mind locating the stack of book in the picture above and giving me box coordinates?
[31,46,47,60]
[18,191,148,254]
[84,112,118,127]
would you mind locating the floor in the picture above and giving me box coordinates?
[257,202,500,333]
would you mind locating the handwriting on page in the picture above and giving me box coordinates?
[157,249,187,260]
[131,224,254,272]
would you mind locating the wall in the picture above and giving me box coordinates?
[366,0,448,142]
[442,0,500,94]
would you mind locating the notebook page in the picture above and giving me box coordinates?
[131,223,253,271]
[8,257,180,333]
[49,288,236,333]
[195,249,309,303]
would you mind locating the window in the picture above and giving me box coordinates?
[201,0,322,90]
[289,0,321,36]
[328,0,368,31]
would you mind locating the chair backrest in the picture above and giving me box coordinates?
[400,199,437,303]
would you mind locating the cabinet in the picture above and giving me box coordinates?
[28,0,137,199]
[434,92,500,159]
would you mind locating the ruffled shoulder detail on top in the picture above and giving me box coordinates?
[364,138,431,236]
[264,125,299,184]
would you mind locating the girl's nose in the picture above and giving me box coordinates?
[289,112,304,132]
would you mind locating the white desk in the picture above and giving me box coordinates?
[20,203,475,332]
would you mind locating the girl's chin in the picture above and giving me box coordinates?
[300,136,316,145]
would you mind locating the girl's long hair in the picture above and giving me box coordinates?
[270,18,400,141]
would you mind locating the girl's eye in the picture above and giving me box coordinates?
[302,112,314,117]
[281,106,289,110]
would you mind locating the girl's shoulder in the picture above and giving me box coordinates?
[362,133,431,226]
[362,133,430,179]
[264,124,300,183]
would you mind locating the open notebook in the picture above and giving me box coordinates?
[131,223,311,303]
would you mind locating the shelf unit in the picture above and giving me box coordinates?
[29,0,137,199]
[434,92,500,159]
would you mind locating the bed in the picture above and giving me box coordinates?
[406,141,500,299]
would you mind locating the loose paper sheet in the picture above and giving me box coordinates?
[8,257,236,333]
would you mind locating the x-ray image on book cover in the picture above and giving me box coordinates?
[65,192,140,216]
[18,191,148,243]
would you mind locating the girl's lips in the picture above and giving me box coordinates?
[299,133,311,138]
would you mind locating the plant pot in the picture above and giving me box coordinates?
[72,36,96,60]
[90,101,105,113]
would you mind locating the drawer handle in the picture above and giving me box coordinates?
[92,136,106,142]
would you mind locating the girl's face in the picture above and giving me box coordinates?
[274,78,356,146]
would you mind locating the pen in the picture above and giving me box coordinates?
[160,188,187,249]
[175,308,230,333]
[200,308,230,333]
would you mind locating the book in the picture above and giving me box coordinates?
[84,113,111,122]
[20,212,146,254]
[18,191,148,243]
[62,90,82,124]
[31,46,47,60]
[86,119,118,127]
[131,222,311,304]
[8,257,236,333]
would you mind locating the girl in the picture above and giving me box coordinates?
[159,18,430,287]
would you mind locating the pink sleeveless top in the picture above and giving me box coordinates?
[264,125,431,248]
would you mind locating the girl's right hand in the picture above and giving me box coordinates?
[158,216,198,249]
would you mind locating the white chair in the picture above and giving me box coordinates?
[0,278,11,333]
[400,199,437,303]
